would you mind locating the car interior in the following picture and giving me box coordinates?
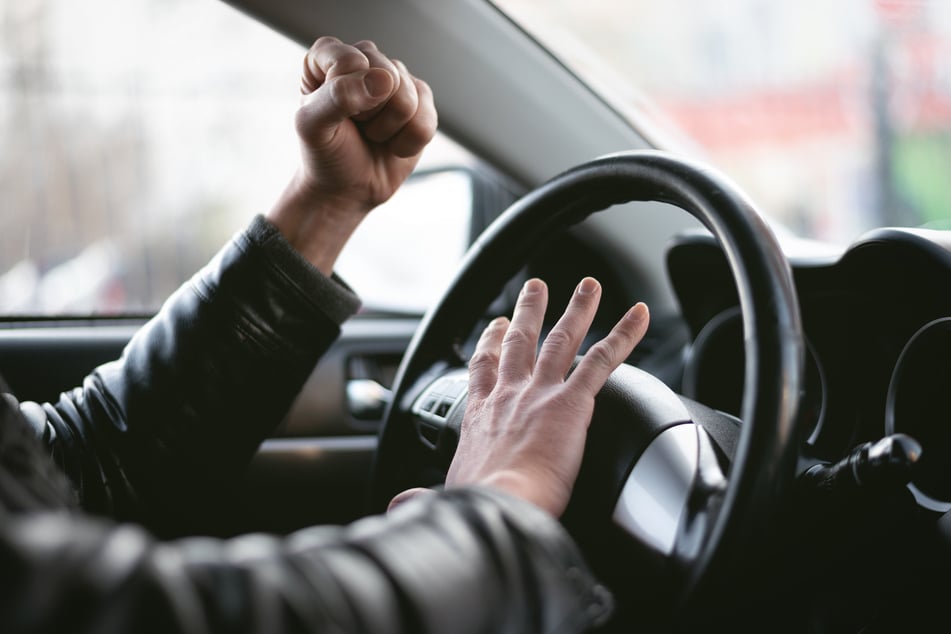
[1,0,950,630]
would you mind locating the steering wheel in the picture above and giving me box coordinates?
[370,150,804,627]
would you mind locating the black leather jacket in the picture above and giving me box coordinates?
[0,217,612,633]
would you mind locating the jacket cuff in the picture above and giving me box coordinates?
[244,215,361,325]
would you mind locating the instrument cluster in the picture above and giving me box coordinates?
[668,227,951,512]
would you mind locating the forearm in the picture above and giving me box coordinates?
[19,216,360,530]
[0,487,611,634]
[267,169,371,277]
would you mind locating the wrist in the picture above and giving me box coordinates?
[267,170,371,276]
[474,470,560,517]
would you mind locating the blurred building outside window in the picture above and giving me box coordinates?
[497,0,951,244]
[0,0,474,317]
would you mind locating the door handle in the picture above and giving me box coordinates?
[346,379,393,420]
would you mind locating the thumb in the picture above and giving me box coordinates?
[387,487,436,513]
[297,68,395,142]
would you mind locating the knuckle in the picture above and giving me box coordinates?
[417,109,439,137]
[415,77,433,96]
[365,95,422,145]
[469,349,501,373]
[321,47,370,79]
[502,326,534,348]
[326,78,351,108]
[541,328,575,355]
[390,121,437,157]
[388,86,421,118]
[488,385,518,409]
[353,39,379,51]
[586,339,618,369]
[313,35,341,49]
[334,51,369,72]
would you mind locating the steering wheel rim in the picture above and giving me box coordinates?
[370,149,804,616]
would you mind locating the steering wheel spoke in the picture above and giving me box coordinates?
[408,368,468,462]
[613,423,727,558]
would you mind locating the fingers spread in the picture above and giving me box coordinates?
[535,277,602,383]
[467,317,508,402]
[498,279,548,383]
[569,302,650,396]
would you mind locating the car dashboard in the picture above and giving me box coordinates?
[669,226,951,515]
[661,226,951,626]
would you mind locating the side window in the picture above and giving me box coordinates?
[336,168,475,314]
[0,0,476,318]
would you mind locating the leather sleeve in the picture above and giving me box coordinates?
[16,216,361,534]
[0,487,612,634]
[2,216,615,632]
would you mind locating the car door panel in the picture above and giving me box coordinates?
[0,325,136,403]
[240,317,418,530]
[0,315,420,531]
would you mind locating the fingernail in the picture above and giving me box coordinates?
[625,302,648,321]
[364,70,392,98]
[522,278,544,295]
[577,277,599,296]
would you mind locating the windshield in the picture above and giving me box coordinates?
[494,0,951,244]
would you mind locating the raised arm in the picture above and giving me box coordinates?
[268,36,437,274]
[14,38,436,532]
